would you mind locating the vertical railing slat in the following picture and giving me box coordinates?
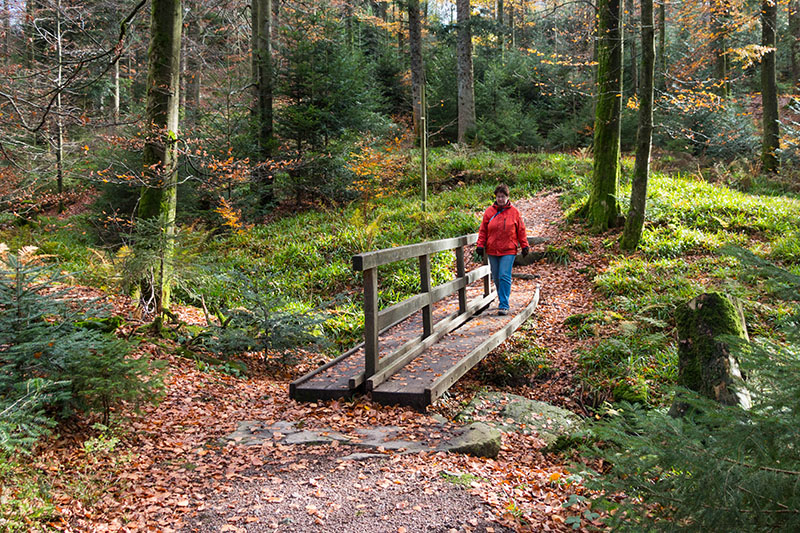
[364,267,379,377]
[455,246,467,315]
[419,254,432,337]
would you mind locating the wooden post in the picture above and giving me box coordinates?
[364,267,379,377]
[455,246,466,315]
[482,253,491,297]
[419,254,432,337]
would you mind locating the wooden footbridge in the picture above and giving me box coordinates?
[290,234,540,408]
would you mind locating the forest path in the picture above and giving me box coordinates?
[57,191,606,533]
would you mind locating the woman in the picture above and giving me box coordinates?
[476,184,529,315]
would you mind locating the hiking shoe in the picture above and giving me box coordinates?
[498,308,508,316]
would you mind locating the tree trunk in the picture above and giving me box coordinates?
[710,0,730,98]
[669,292,752,417]
[626,0,638,95]
[457,0,476,143]
[657,0,666,90]
[113,57,120,124]
[761,0,779,173]
[137,0,182,321]
[621,0,654,251]
[497,0,504,50]
[55,0,65,212]
[791,1,800,92]
[586,0,623,231]
[408,0,424,140]
[3,0,10,63]
[256,0,273,156]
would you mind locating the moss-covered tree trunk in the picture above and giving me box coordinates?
[408,0,424,141]
[457,0,476,143]
[587,0,623,231]
[669,293,752,417]
[621,0,654,251]
[137,0,182,321]
[761,0,780,173]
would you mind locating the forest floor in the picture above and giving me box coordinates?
[34,191,614,533]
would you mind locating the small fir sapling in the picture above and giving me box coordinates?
[0,245,163,452]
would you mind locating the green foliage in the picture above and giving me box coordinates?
[480,335,552,386]
[588,326,800,531]
[0,248,163,453]
[655,101,759,160]
[544,244,572,265]
[276,8,384,152]
[577,331,676,404]
[193,270,326,369]
[0,453,56,531]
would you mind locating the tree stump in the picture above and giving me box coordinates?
[669,292,752,417]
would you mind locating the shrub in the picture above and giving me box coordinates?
[193,269,326,370]
[0,245,163,453]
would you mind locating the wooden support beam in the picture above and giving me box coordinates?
[419,254,432,337]
[363,267,379,378]
[455,246,466,315]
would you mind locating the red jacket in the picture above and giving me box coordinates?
[477,201,528,256]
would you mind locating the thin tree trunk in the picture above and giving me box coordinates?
[790,0,800,91]
[497,0,504,50]
[256,0,273,157]
[408,0,424,139]
[55,0,64,213]
[396,1,404,56]
[621,0,654,250]
[586,0,623,231]
[113,57,120,124]
[137,0,182,322]
[761,0,779,173]
[657,0,666,89]
[457,0,476,143]
[3,0,10,63]
[626,0,638,95]
[710,0,730,98]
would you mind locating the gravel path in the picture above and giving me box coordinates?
[182,448,513,533]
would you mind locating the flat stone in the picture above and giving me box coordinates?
[440,422,502,458]
[458,391,582,450]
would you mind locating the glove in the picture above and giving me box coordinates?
[476,247,484,258]
[522,247,530,257]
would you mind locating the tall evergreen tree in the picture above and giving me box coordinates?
[761,0,779,173]
[136,0,182,322]
[586,0,623,231]
[621,0,655,250]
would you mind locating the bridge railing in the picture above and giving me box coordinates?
[352,233,494,389]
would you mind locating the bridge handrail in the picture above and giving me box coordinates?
[352,233,478,271]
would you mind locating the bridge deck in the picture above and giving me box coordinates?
[291,280,540,407]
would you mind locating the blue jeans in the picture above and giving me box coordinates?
[488,254,515,310]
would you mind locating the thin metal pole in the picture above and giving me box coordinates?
[421,80,428,212]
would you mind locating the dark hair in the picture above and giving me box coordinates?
[494,183,510,196]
